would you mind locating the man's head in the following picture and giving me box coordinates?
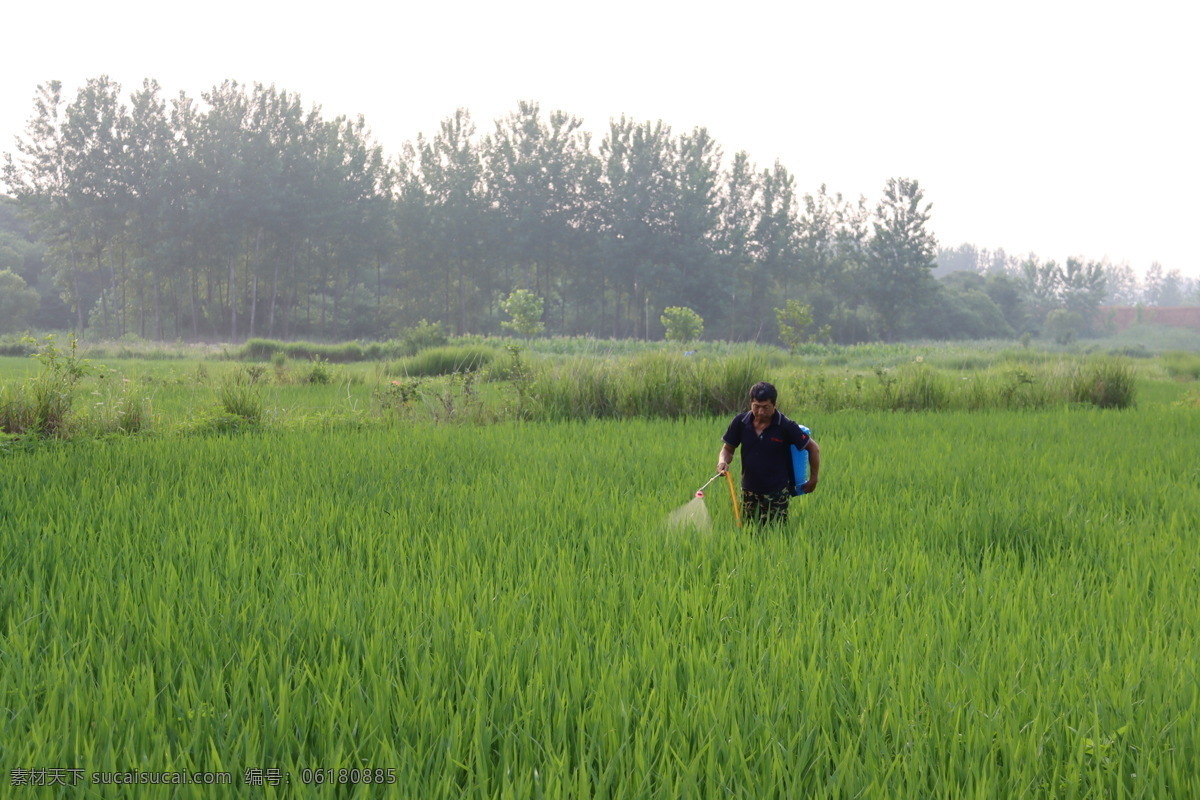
[749,381,777,425]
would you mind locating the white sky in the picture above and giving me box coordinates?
[3,0,1197,278]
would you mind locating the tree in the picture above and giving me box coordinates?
[660,306,703,343]
[863,178,938,340]
[599,117,676,338]
[774,299,823,352]
[1059,257,1106,328]
[1020,256,1062,326]
[1143,262,1185,306]
[501,289,544,337]
[715,151,757,340]
[1101,261,1140,305]
[0,269,40,332]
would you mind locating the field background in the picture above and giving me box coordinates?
[2,337,1199,797]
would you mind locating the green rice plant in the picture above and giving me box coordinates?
[2,408,1198,796]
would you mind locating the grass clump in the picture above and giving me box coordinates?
[390,345,497,377]
[238,338,371,363]
[0,334,88,436]
[216,367,267,422]
[88,379,154,435]
[1069,359,1137,408]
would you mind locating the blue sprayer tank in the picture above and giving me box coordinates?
[790,425,812,496]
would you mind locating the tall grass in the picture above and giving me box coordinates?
[530,351,767,419]
[389,345,498,377]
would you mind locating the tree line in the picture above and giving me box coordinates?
[2,77,1195,342]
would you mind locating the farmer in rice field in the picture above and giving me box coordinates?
[717,381,820,525]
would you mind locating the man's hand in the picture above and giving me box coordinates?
[800,479,818,494]
[717,460,729,475]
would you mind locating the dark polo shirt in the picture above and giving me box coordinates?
[722,410,811,493]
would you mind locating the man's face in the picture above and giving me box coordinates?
[750,398,776,426]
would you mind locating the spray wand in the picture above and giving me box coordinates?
[693,471,743,528]
[693,472,723,498]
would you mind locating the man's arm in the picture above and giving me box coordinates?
[717,443,735,474]
[801,439,820,493]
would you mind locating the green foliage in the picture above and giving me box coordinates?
[660,306,704,343]
[501,289,545,337]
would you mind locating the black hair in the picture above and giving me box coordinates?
[749,381,777,404]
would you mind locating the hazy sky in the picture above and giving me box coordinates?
[3,0,1196,278]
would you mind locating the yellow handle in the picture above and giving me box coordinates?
[725,471,741,527]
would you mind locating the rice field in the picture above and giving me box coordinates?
[2,401,1198,797]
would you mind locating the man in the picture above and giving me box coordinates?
[717,381,820,525]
